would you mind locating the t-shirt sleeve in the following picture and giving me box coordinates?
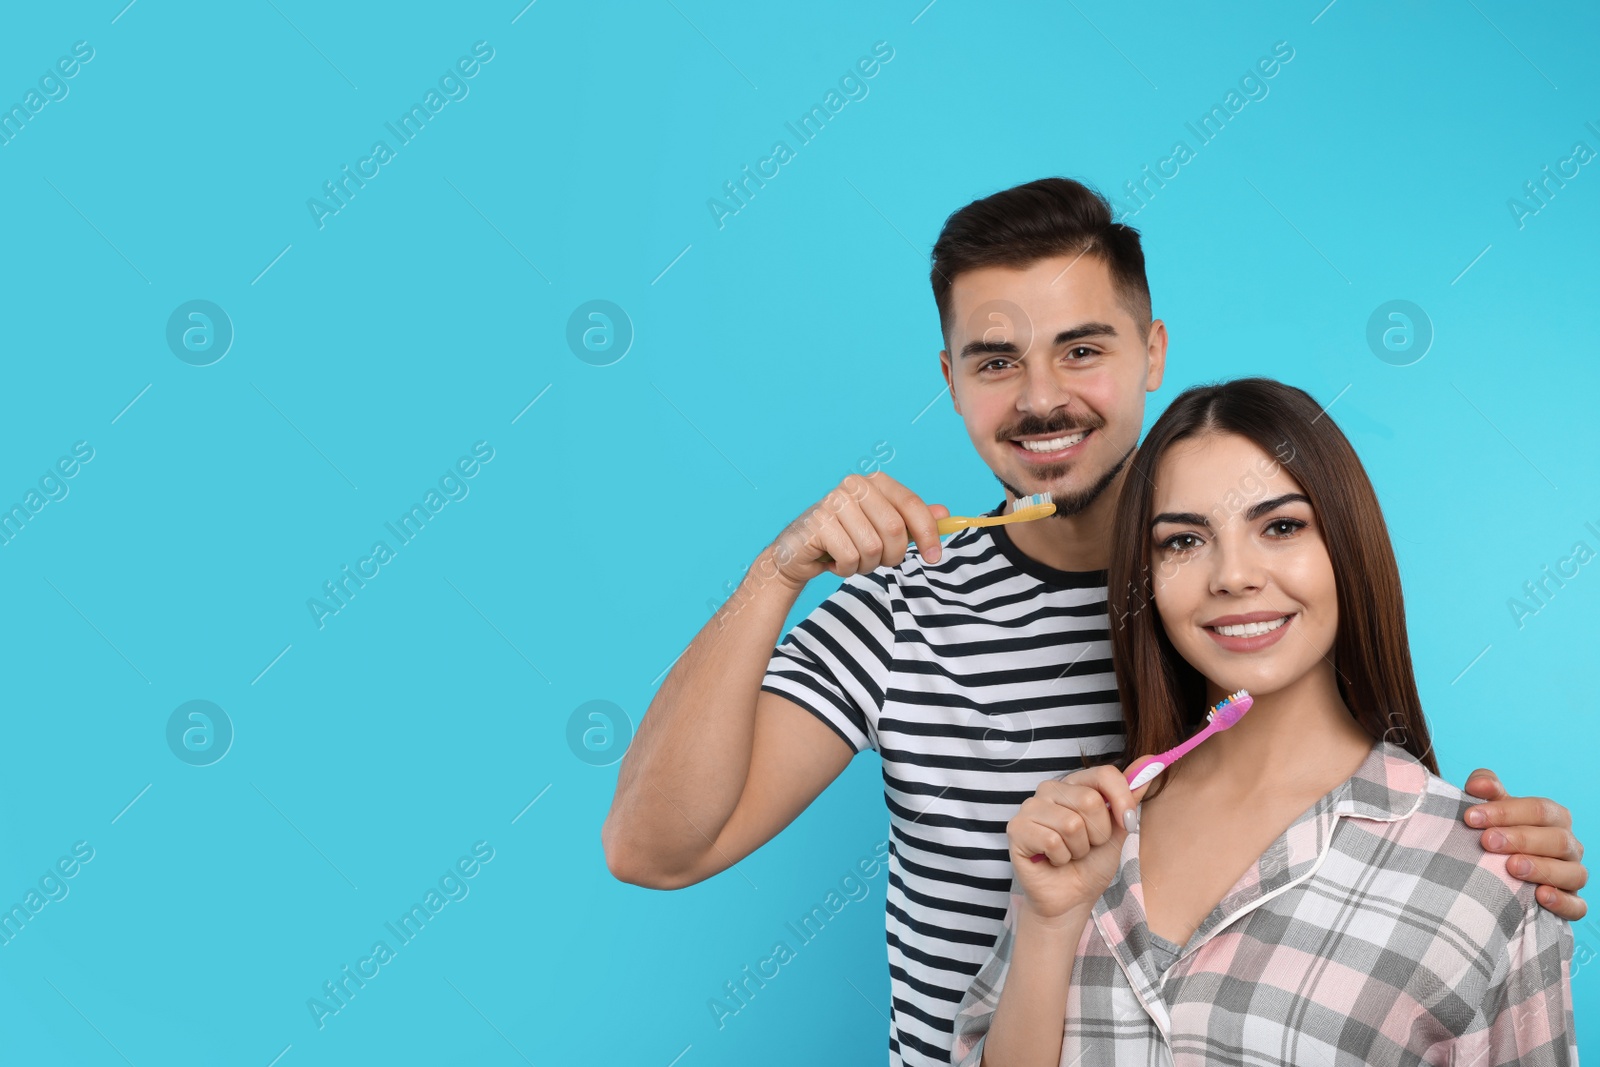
[759,568,895,755]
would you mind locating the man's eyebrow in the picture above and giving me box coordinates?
[1245,492,1311,520]
[959,338,1020,359]
[958,321,1120,360]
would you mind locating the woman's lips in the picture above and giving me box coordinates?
[1202,613,1295,653]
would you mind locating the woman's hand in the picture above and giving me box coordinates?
[1009,763,1152,922]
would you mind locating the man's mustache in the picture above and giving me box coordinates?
[996,413,1105,441]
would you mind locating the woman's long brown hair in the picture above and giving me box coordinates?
[1107,377,1437,798]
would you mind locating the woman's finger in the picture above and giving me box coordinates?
[1037,797,1091,859]
[1011,816,1073,867]
[1065,763,1152,838]
[1017,792,1090,860]
[1048,782,1113,847]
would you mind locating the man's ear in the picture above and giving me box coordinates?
[939,348,961,415]
[1145,319,1169,392]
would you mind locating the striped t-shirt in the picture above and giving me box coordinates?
[760,502,1125,1067]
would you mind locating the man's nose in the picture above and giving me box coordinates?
[1018,353,1072,415]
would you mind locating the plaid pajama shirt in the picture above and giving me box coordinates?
[951,740,1577,1066]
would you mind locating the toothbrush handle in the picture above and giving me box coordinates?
[1152,719,1220,770]
[1117,720,1220,793]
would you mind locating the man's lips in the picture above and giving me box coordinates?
[1006,427,1093,462]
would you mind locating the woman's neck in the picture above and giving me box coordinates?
[1167,663,1375,803]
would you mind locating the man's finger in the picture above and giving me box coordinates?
[868,472,946,563]
[1481,825,1584,865]
[1499,851,1588,893]
[1532,885,1589,922]
[854,482,911,566]
[1464,795,1572,831]
[1463,768,1507,802]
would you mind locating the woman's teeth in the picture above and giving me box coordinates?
[1210,617,1289,637]
[1018,431,1087,452]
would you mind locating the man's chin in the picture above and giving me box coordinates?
[998,443,1132,519]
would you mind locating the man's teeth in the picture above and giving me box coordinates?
[1017,431,1087,452]
[1211,617,1289,638]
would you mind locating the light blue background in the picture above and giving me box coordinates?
[0,1,1595,1063]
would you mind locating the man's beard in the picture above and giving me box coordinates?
[998,442,1134,519]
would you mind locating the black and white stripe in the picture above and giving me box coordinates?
[761,504,1124,1067]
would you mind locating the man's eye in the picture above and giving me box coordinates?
[979,359,1010,374]
[1066,346,1096,360]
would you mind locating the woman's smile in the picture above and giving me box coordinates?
[1200,610,1297,652]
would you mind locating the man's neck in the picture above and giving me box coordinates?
[1001,465,1129,573]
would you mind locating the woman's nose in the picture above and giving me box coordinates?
[1208,534,1267,596]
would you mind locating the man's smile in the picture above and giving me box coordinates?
[1007,428,1092,461]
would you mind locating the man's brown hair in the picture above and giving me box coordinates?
[929,177,1153,346]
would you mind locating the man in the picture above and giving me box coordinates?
[602,178,1588,1067]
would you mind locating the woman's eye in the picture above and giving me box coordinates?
[1264,518,1306,537]
[1159,532,1203,552]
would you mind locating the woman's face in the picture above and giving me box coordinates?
[1147,431,1338,700]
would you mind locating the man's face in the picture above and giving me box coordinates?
[939,254,1167,517]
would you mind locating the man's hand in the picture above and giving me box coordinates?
[768,472,949,589]
[1463,768,1587,920]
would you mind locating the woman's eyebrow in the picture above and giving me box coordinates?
[1244,492,1311,520]
[1151,511,1211,528]
[1151,492,1311,529]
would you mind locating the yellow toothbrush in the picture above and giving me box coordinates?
[816,493,1055,564]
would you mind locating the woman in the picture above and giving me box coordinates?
[951,378,1577,1067]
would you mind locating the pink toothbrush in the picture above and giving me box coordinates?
[1028,690,1254,862]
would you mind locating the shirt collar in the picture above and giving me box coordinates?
[1334,737,1430,822]
[1090,738,1429,1032]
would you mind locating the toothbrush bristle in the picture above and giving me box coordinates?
[1206,689,1254,727]
[1010,492,1054,513]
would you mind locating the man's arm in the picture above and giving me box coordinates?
[1463,768,1588,920]
[602,472,947,889]
[601,551,853,888]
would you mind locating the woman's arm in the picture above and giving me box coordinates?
[951,764,1149,1067]
[1459,894,1577,1066]
[978,903,1093,1067]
